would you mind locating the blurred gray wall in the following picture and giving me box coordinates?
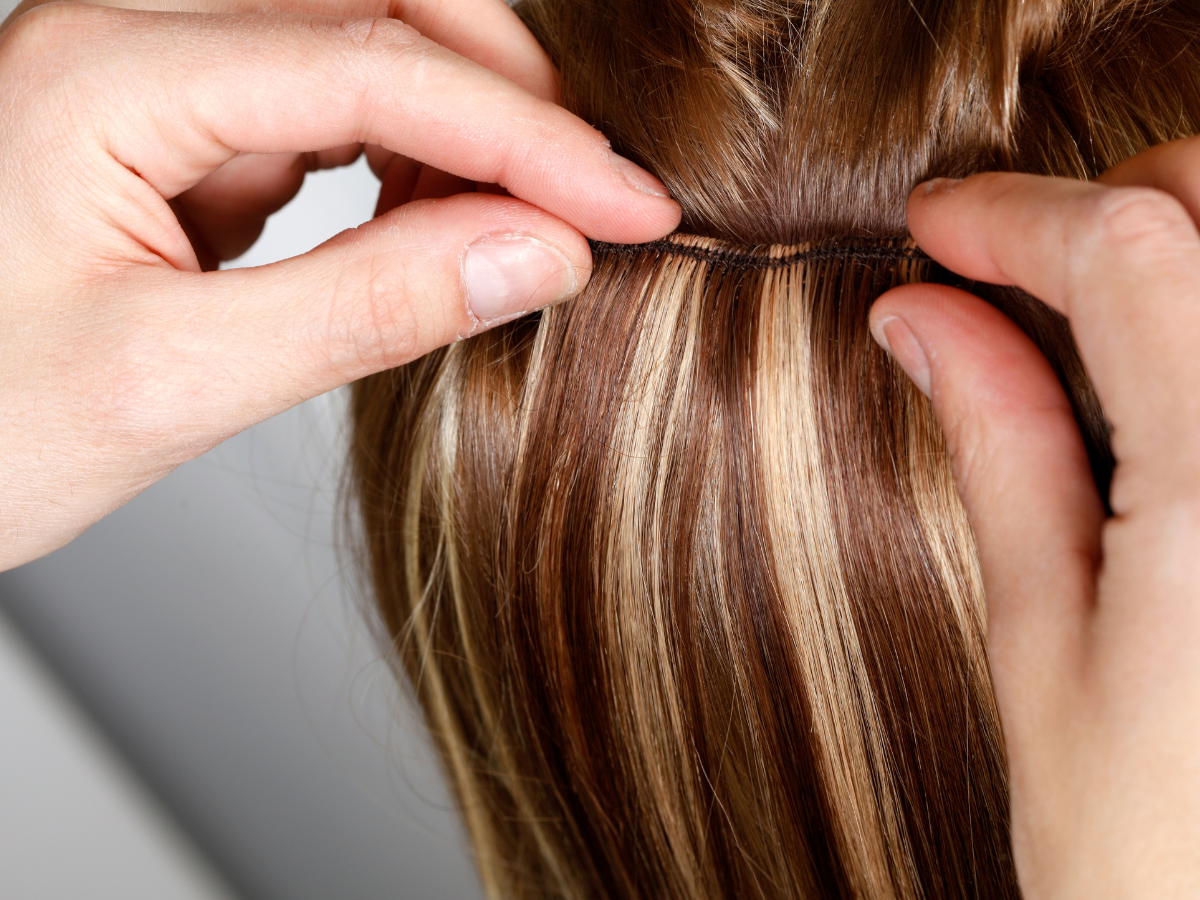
[0,131,484,899]
[0,612,236,900]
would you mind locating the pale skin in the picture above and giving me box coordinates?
[0,0,681,570]
[872,145,1200,897]
[1,0,1196,893]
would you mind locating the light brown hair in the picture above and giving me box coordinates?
[349,1,1200,896]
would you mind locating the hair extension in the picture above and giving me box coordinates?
[349,1,1200,897]
[586,239,931,268]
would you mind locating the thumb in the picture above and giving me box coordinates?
[186,191,587,418]
[868,285,1102,731]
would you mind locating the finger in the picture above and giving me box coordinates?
[5,0,560,101]
[174,147,363,261]
[146,193,589,439]
[907,174,1200,318]
[174,151,336,262]
[169,200,223,272]
[869,284,1102,723]
[410,165,475,202]
[372,150,509,202]
[372,157,482,215]
[373,152,421,216]
[1099,134,1200,227]
[172,156,290,264]
[906,173,1200,499]
[32,6,678,243]
[383,0,558,102]
[364,143,396,180]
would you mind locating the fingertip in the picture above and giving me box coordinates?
[337,190,591,354]
[905,178,963,261]
[606,149,670,199]
[910,177,964,202]
[589,195,682,244]
[873,282,1044,397]
[624,198,683,243]
[543,144,681,243]
[905,172,1022,286]
[871,282,1100,674]
[577,199,681,244]
[870,281,944,322]
[389,191,593,317]
[597,148,682,242]
[869,290,934,398]
[463,233,587,323]
[871,283,968,357]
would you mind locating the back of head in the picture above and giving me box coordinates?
[350,1,1200,897]
[524,0,1200,242]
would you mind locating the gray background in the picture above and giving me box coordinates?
[0,5,484,889]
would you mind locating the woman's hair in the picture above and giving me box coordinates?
[349,1,1200,897]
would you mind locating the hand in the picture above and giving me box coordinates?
[0,0,681,570]
[870,141,1200,897]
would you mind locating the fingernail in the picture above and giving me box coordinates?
[463,236,579,322]
[922,177,962,196]
[872,315,932,397]
[607,148,670,199]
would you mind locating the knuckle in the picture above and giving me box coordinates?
[324,251,425,375]
[1081,186,1196,262]
[0,2,118,129]
[323,14,423,56]
[943,410,993,495]
[1,3,97,66]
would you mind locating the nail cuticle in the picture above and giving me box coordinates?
[875,316,932,398]
[605,147,671,199]
[922,177,963,196]
[462,234,579,325]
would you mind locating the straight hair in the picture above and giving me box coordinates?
[349,1,1200,896]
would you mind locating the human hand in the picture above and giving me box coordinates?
[0,0,680,571]
[869,143,1200,897]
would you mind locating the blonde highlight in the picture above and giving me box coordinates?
[350,1,1200,897]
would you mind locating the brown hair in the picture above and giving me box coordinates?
[349,1,1200,897]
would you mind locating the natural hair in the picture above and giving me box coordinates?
[349,1,1200,897]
